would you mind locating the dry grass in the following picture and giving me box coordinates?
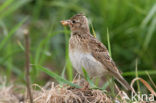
[0,77,24,103]
[0,84,19,103]
[32,82,112,103]
[1,77,155,103]
[0,77,113,103]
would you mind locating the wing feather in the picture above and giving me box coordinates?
[88,36,119,73]
[88,36,131,90]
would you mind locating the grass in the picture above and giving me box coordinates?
[0,0,29,20]
[135,59,141,93]
[64,27,73,81]
[106,28,112,57]
[0,18,27,50]
[36,65,80,88]
[82,67,97,88]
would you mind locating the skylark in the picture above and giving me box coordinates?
[61,14,131,90]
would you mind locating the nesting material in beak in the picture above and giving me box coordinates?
[60,20,71,26]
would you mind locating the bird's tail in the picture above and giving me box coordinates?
[114,73,131,91]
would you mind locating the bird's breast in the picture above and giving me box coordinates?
[69,35,89,52]
[69,49,107,78]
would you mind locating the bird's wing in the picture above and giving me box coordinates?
[88,36,119,74]
[88,35,131,90]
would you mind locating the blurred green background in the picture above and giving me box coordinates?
[0,0,156,88]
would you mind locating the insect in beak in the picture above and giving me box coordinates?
[60,20,71,26]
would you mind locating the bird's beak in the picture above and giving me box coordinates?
[60,20,71,26]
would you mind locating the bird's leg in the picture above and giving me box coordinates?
[72,73,89,89]
[73,73,93,90]
[79,77,92,91]
[72,73,80,83]
[80,77,95,90]
[83,81,89,90]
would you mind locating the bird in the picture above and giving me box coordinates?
[61,14,131,90]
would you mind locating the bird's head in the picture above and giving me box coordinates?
[61,14,90,33]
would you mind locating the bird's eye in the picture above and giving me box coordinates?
[72,20,76,23]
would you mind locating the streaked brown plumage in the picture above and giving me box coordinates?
[61,14,131,90]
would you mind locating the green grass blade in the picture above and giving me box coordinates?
[143,18,156,50]
[0,17,27,50]
[32,24,55,81]
[91,23,96,37]
[0,0,30,20]
[102,78,113,90]
[146,71,156,88]
[61,64,66,78]
[123,70,156,76]
[141,4,156,28]
[82,67,97,88]
[34,30,53,64]
[0,0,14,13]
[107,28,112,57]
[36,65,80,88]
[64,27,73,81]
[17,40,25,51]
[135,59,140,93]
[32,0,43,20]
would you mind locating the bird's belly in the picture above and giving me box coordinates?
[69,50,107,78]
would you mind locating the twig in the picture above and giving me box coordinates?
[24,29,33,103]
